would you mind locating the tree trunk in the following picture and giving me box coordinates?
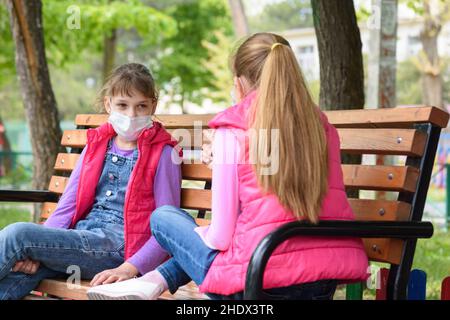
[228,0,249,38]
[102,29,117,83]
[366,0,398,200]
[419,1,443,109]
[7,0,63,221]
[311,0,365,197]
[0,118,13,175]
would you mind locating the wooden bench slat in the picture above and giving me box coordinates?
[326,106,449,128]
[338,129,427,156]
[181,189,212,211]
[342,165,419,193]
[34,279,208,300]
[23,294,59,300]
[40,202,58,220]
[182,164,419,192]
[35,279,89,300]
[193,200,410,224]
[75,114,214,129]
[61,130,87,148]
[61,128,427,156]
[182,164,212,181]
[160,282,209,300]
[41,197,410,224]
[54,153,81,171]
[349,199,411,221]
[75,107,449,129]
[363,238,403,264]
[48,176,69,194]
[46,166,422,197]
[175,128,428,155]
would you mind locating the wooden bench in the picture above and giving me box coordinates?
[0,106,448,300]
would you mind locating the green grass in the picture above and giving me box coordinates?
[334,231,450,300]
[427,187,446,202]
[411,230,450,299]
[0,204,31,230]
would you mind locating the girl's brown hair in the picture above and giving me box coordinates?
[232,32,328,224]
[95,63,158,112]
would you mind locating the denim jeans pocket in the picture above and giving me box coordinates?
[114,240,125,254]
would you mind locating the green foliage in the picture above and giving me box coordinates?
[403,0,425,15]
[1,0,233,114]
[413,230,450,299]
[201,31,235,105]
[355,2,372,22]
[41,0,177,68]
[0,163,32,188]
[0,79,25,120]
[246,0,313,33]
[395,56,450,106]
[396,58,422,105]
[337,231,450,300]
[0,2,16,87]
[402,0,450,19]
[148,0,233,107]
[0,0,176,79]
[0,205,31,229]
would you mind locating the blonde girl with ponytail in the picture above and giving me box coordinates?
[88,33,368,300]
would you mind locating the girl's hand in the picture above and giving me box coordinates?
[90,262,139,287]
[202,129,215,169]
[12,259,40,274]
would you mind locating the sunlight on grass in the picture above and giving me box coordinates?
[0,204,31,229]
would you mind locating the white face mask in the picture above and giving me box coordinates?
[230,88,237,105]
[230,77,246,105]
[108,111,153,142]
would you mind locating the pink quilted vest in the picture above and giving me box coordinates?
[70,121,180,259]
[199,91,369,295]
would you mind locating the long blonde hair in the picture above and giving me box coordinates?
[232,33,328,224]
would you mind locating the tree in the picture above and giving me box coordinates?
[43,0,177,84]
[311,0,365,197]
[1,0,177,84]
[406,0,450,109]
[6,0,63,221]
[228,0,249,37]
[311,0,365,111]
[0,3,16,87]
[146,0,233,113]
[201,30,235,104]
[247,0,314,33]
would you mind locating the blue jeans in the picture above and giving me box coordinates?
[0,139,137,300]
[151,205,338,300]
[0,221,125,300]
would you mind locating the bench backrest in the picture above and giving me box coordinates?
[41,106,449,267]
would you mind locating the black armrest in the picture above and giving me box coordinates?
[0,189,59,203]
[243,220,433,300]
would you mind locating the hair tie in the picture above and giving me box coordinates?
[271,43,283,51]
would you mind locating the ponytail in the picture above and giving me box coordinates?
[236,33,328,223]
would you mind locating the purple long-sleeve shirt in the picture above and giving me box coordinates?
[44,139,182,275]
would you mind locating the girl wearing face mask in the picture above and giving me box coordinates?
[0,63,182,300]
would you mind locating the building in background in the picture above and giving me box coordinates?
[280,7,450,82]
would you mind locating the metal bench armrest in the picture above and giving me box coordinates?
[244,220,433,300]
[0,189,59,203]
